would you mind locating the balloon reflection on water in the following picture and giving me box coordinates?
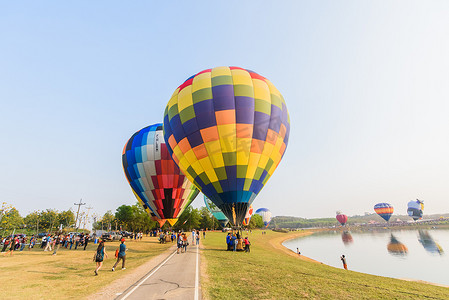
[387,234,408,256]
[418,230,444,255]
[341,231,353,246]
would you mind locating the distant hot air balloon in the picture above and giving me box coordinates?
[255,208,272,228]
[374,203,394,222]
[204,195,229,227]
[336,212,348,226]
[387,234,408,255]
[341,231,353,245]
[163,67,290,226]
[122,124,199,226]
[407,199,424,221]
[242,205,254,226]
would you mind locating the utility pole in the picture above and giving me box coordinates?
[83,206,93,232]
[74,199,86,232]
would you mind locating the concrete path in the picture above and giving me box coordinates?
[116,242,200,300]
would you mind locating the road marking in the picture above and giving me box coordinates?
[120,250,177,300]
[194,244,199,300]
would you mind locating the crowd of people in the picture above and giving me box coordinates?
[226,232,251,252]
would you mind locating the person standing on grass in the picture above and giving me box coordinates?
[83,234,89,250]
[44,235,53,251]
[340,255,348,270]
[28,235,35,250]
[202,230,205,239]
[41,235,47,249]
[244,237,251,252]
[20,236,27,251]
[112,238,127,271]
[74,234,80,249]
[94,240,108,275]
[296,248,301,256]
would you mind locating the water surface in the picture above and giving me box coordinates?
[283,229,449,286]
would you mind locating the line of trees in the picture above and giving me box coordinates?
[92,202,265,232]
[0,202,75,235]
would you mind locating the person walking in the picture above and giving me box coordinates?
[44,235,53,251]
[41,235,47,249]
[1,237,10,253]
[296,247,301,255]
[4,237,16,256]
[340,255,348,270]
[177,235,183,254]
[52,235,61,255]
[195,230,200,245]
[83,234,89,250]
[182,233,188,253]
[112,239,127,271]
[28,235,36,250]
[202,230,205,239]
[93,240,108,275]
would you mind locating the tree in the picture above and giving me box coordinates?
[199,207,214,230]
[249,214,264,229]
[115,205,133,231]
[174,206,201,231]
[58,209,75,228]
[24,211,40,233]
[39,209,58,232]
[0,207,23,232]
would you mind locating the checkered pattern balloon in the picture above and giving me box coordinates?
[122,123,199,226]
[163,67,290,225]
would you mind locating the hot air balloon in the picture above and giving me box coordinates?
[163,67,290,226]
[336,212,348,226]
[407,199,424,221]
[255,208,272,228]
[204,195,229,227]
[122,123,199,226]
[387,234,408,255]
[374,203,394,222]
[242,205,254,226]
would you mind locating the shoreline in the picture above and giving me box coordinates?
[276,229,449,289]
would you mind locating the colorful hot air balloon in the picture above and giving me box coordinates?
[163,67,290,226]
[336,212,348,226]
[122,123,199,226]
[407,199,424,221]
[242,205,254,226]
[374,203,394,222]
[204,195,229,227]
[255,208,272,228]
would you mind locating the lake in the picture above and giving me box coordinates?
[283,229,449,286]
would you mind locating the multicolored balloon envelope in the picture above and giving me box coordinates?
[204,195,228,227]
[255,208,272,228]
[336,213,348,226]
[242,205,254,226]
[374,203,394,222]
[122,123,199,226]
[407,199,424,221]
[163,66,290,225]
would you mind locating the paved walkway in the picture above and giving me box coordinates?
[116,242,200,300]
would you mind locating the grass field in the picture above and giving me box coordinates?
[0,237,172,299]
[201,230,449,299]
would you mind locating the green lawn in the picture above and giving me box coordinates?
[201,230,449,299]
[0,237,172,299]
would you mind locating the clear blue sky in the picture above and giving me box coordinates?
[1,1,449,223]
